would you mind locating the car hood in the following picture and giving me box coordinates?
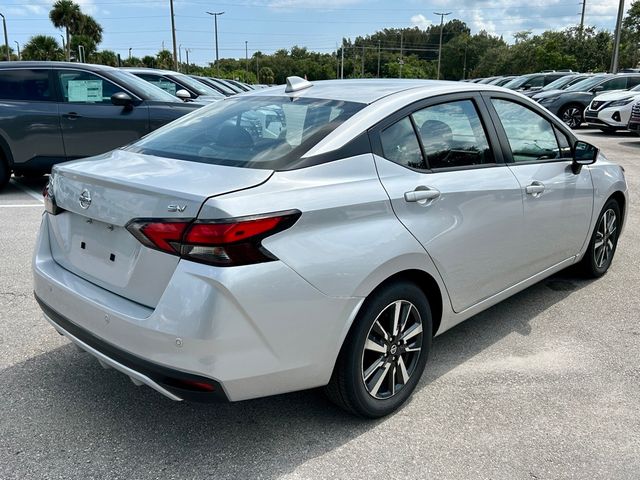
[592,90,639,102]
[192,95,223,104]
[531,89,563,99]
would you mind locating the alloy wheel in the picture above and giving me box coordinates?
[361,300,423,400]
[561,107,582,128]
[594,208,617,269]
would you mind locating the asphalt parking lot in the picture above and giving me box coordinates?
[1,129,639,479]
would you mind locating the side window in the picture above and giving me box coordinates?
[627,76,640,88]
[599,78,627,92]
[136,74,178,96]
[491,99,561,163]
[412,100,494,169]
[525,76,544,88]
[0,69,51,101]
[380,117,425,169]
[57,70,121,104]
[544,75,562,85]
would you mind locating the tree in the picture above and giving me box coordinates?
[75,14,103,44]
[70,34,97,62]
[259,67,275,84]
[156,49,173,69]
[49,0,81,61]
[0,45,18,61]
[92,50,118,66]
[22,35,64,61]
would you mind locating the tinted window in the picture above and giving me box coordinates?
[128,96,364,169]
[599,77,627,91]
[0,69,51,101]
[412,100,493,169]
[627,76,640,88]
[525,76,545,88]
[566,75,612,92]
[380,117,424,169]
[57,70,121,103]
[491,99,560,162]
[107,70,180,103]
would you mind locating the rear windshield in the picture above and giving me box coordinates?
[127,96,365,169]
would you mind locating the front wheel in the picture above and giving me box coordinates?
[598,126,619,134]
[325,281,432,418]
[0,160,10,191]
[559,104,584,129]
[578,199,621,278]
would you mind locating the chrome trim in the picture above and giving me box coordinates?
[42,313,183,402]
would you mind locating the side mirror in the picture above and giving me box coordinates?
[572,140,598,174]
[591,85,604,94]
[111,92,134,110]
[176,89,192,101]
[521,85,531,91]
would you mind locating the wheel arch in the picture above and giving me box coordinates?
[0,130,14,167]
[608,190,626,230]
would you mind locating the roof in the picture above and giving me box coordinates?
[0,61,117,71]
[122,67,183,75]
[246,78,473,104]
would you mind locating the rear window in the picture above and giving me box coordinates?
[128,96,365,169]
[0,69,51,101]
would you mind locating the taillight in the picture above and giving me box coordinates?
[126,210,300,267]
[43,174,61,215]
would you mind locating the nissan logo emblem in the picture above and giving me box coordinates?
[79,189,92,209]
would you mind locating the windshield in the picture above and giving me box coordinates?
[108,70,180,103]
[127,96,365,170]
[503,76,533,89]
[542,75,580,91]
[565,75,611,92]
[171,74,222,97]
[631,84,640,92]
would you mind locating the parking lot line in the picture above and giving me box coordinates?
[0,204,44,208]
[10,179,44,203]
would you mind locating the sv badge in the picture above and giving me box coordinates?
[167,204,187,213]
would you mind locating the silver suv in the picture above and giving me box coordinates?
[0,62,201,189]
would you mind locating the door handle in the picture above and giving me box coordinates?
[63,112,81,119]
[404,187,441,203]
[525,181,545,196]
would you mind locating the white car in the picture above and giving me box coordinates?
[584,85,640,132]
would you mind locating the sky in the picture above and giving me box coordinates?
[1,0,631,66]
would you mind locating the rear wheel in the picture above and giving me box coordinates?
[559,104,584,129]
[325,281,432,418]
[598,126,619,134]
[578,199,621,278]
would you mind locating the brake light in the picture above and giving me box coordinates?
[126,210,300,267]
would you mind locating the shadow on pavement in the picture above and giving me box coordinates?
[2,271,593,479]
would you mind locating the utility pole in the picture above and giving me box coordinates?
[361,43,365,78]
[0,13,9,62]
[245,40,249,82]
[377,40,381,77]
[60,34,65,56]
[128,47,132,60]
[185,49,190,73]
[340,40,344,79]
[14,40,19,61]
[178,44,182,71]
[169,0,178,71]
[206,11,224,75]
[462,43,467,80]
[611,0,625,73]
[256,52,260,83]
[399,31,404,78]
[579,0,587,37]
[435,11,451,80]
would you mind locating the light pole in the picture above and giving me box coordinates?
[435,11,451,80]
[245,40,248,82]
[128,47,132,60]
[185,48,190,73]
[0,13,9,62]
[169,0,178,70]
[206,11,224,75]
[178,44,182,72]
[14,40,19,61]
[60,34,65,54]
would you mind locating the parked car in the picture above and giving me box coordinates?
[535,73,640,128]
[488,76,516,86]
[503,71,573,92]
[525,73,591,98]
[203,77,242,95]
[123,67,224,103]
[190,76,234,96]
[0,62,201,189]
[35,77,627,417]
[477,76,501,84]
[627,101,640,134]
[584,84,640,132]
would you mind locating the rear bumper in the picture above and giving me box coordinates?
[33,213,362,402]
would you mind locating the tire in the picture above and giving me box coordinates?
[598,127,618,134]
[559,104,584,129]
[578,199,621,278]
[0,158,10,191]
[325,281,432,418]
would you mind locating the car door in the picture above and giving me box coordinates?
[484,94,593,277]
[372,94,526,313]
[55,69,150,160]
[0,68,65,172]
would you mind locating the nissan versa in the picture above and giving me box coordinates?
[34,78,628,417]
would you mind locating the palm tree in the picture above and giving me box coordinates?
[75,14,103,44]
[49,0,81,61]
[22,35,64,61]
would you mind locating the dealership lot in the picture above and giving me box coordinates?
[1,130,639,479]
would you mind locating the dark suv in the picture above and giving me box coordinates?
[0,62,201,189]
[503,71,573,92]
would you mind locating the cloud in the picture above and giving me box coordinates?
[410,14,432,30]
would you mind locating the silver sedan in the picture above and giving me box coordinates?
[34,77,628,417]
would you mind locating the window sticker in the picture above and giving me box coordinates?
[67,79,103,102]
